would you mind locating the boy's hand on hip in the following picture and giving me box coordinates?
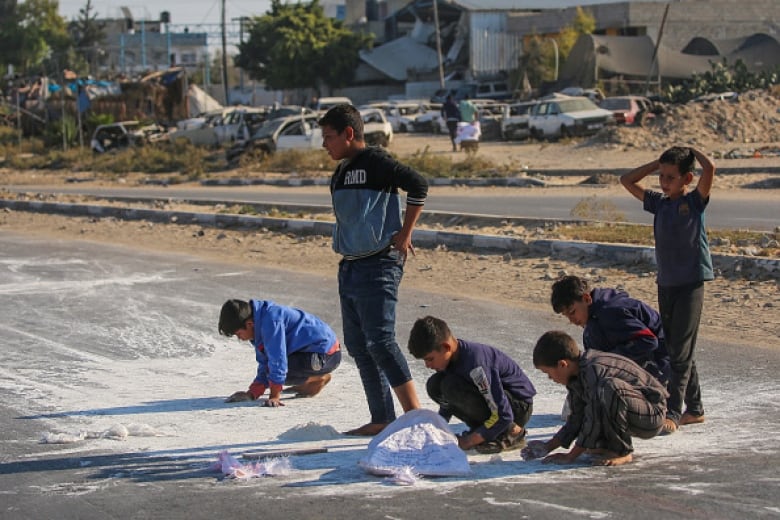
[225,391,253,403]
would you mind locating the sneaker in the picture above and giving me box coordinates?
[475,425,526,454]
[679,412,705,426]
[660,418,678,435]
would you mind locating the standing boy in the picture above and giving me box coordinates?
[523,331,668,466]
[408,316,536,454]
[218,299,341,407]
[620,146,715,434]
[441,94,461,152]
[551,275,670,385]
[319,104,428,436]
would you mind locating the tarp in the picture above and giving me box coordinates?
[187,84,222,117]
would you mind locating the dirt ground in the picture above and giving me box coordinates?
[2,137,779,351]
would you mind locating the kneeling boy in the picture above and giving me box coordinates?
[408,316,536,454]
[523,331,668,466]
[218,299,341,407]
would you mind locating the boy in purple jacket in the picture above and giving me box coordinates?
[408,316,536,454]
[551,275,670,386]
[218,299,341,407]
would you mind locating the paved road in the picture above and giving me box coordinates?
[1,233,778,519]
[7,184,779,231]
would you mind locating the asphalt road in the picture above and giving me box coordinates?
[7,184,779,231]
[1,233,778,519]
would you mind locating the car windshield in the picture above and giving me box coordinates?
[252,118,287,138]
[600,99,631,110]
[558,98,600,112]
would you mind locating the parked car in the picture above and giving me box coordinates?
[558,87,606,104]
[382,101,431,133]
[360,107,393,147]
[90,121,165,153]
[412,103,446,133]
[315,96,353,113]
[471,100,506,141]
[430,80,513,103]
[528,96,614,140]
[169,106,266,146]
[599,95,654,125]
[501,101,537,140]
[226,113,322,164]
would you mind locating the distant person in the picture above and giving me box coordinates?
[319,104,428,436]
[218,299,341,407]
[620,146,716,434]
[454,120,481,153]
[408,316,536,454]
[441,94,461,151]
[551,275,670,386]
[458,97,478,123]
[523,331,668,467]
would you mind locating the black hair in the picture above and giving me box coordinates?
[408,315,452,359]
[659,146,695,174]
[550,275,590,313]
[533,331,580,367]
[318,104,364,141]
[218,299,252,336]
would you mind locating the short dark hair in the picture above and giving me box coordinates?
[218,299,252,336]
[659,146,695,174]
[533,331,580,367]
[408,315,452,358]
[318,104,364,141]
[550,275,590,313]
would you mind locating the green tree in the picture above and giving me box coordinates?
[68,0,107,76]
[521,7,595,87]
[235,0,373,96]
[2,0,72,74]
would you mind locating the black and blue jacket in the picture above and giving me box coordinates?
[330,146,428,259]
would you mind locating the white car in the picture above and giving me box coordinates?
[226,113,322,163]
[528,96,614,140]
[412,103,447,134]
[360,107,393,147]
[383,101,431,133]
[501,101,537,140]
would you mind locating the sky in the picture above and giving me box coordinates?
[57,0,273,26]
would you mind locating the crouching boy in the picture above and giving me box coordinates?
[408,316,536,454]
[523,331,668,466]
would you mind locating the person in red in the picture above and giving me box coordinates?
[218,299,341,407]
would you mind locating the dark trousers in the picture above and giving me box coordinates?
[446,120,458,144]
[658,281,705,423]
[426,371,532,430]
[594,377,666,456]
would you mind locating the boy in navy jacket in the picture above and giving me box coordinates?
[551,275,670,386]
[218,299,341,407]
[408,316,536,454]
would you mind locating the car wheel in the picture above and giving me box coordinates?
[530,127,542,141]
[560,125,571,139]
[399,123,407,133]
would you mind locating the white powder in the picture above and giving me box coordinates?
[278,422,342,441]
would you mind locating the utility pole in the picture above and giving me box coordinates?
[432,0,444,88]
[645,3,670,95]
[220,0,229,105]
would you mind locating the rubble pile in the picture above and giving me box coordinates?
[589,89,780,150]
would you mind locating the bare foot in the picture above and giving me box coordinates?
[344,422,388,436]
[660,418,678,435]
[288,374,332,397]
[593,453,633,466]
[679,412,705,426]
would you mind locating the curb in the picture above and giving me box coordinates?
[2,198,777,278]
[197,168,780,188]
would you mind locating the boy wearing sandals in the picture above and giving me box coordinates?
[408,316,536,454]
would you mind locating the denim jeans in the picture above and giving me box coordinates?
[338,249,412,424]
[658,281,705,423]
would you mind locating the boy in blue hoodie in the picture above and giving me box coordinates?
[408,315,536,454]
[551,275,670,386]
[218,299,341,407]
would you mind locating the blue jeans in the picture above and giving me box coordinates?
[338,249,412,424]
